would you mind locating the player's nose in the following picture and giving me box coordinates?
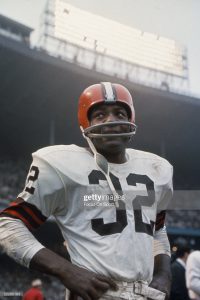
[105,113,117,123]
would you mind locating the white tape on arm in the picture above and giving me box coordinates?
[153,225,171,257]
[0,217,45,267]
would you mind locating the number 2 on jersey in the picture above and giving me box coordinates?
[25,166,39,194]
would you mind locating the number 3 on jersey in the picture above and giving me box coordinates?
[88,170,155,237]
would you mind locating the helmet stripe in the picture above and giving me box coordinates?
[101,82,116,102]
[111,83,118,101]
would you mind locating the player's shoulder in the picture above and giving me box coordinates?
[127,148,173,179]
[31,145,92,181]
[128,148,172,167]
[33,144,86,158]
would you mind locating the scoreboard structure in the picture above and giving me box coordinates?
[38,0,189,94]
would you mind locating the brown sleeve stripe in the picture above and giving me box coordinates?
[0,201,47,230]
[2,206,41,229]
[155,210,166,231]
[11,198,47,223]
[11,200,47,223]
[18,204,45,226]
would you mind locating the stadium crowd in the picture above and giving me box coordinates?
[0,254,65,300]
[0,157,27,201]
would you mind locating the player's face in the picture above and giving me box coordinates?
[89,103,130,154]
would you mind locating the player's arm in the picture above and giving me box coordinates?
[0,156,117,300]
[150,253,171,300]
[149,212,172,300]
[149,162,173,299]
[30,247,118,300]
[0,214,117,300]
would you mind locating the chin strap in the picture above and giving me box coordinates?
[81,126,119,208]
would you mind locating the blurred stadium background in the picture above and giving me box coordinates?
[0,0,200,299]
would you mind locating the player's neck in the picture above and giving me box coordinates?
[87,147,127,164]
[102,149,127,164]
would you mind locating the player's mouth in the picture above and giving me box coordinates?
[101,129,122,135]
[100,125,128,135]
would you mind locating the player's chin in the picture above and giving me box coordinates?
[94,137,128,152]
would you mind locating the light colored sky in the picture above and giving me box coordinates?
[0,0,200,96]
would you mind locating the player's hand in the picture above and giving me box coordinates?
[148,272,171,300]
[59,263,118,300]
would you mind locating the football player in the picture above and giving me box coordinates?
[0,82,173,300]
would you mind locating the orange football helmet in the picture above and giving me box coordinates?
[78,82,137,138]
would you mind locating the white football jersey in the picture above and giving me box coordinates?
[18,144,173,282]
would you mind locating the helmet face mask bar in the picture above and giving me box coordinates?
[83,121,137,138]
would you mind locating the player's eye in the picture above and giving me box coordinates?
[93,112,104,119]
[117,110,128,118]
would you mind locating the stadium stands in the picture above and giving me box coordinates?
[0,158,28,202]
[0,254,65,300]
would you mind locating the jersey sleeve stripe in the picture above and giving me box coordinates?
[11,198,47,224]
[11,199,47,223]
[19,204,45,226]
[155,210,166,231]
[0,201,47,230]
[1,206,39,229]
